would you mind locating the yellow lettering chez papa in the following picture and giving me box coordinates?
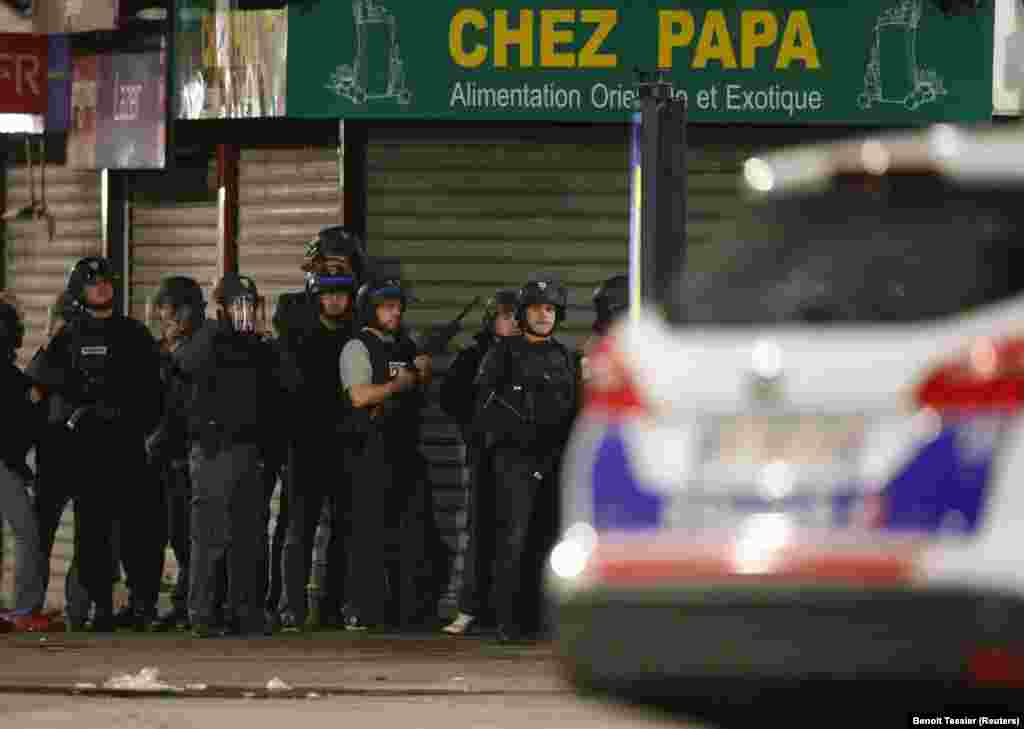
[448,8,821,71]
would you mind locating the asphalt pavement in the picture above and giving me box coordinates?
[0,631,564,696]
[4,631,1023,728]
[0,693,711,729]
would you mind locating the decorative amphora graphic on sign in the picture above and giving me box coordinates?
[326,0,412,107]
[858,0,947,112]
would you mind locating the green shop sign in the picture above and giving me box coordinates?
[285,0,993,123]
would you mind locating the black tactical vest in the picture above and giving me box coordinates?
[356,328,423,442]
[489,336,577,448]
[69,318,115,406]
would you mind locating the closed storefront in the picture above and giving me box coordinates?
[2,163,102,364]
[237,145,343,315]
[1,161,101,610]
[128,202,221,326]
[365,124,753,606]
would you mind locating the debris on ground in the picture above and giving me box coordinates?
[103,667,181,692]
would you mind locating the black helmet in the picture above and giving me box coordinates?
[66,256,116,306]
[302,226,367,279]
[0,297,24,358]
[482,287,520,333]
[592,273,629,333]
[214,273,260,334]
[355,276,410,329]
[153,276,206,327]
[214,272,259,305]
[517,273,568,324]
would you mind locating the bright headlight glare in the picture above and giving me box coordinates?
[743,157,775,193]
[550,522,598,579]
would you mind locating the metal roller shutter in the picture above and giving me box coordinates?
[236,145,342,616]
[365,131,748,612]
[366,135,631,612]
[1,162,101,612]
[237,146,342,312]
[2,163,102,365]
[128,202,221,331]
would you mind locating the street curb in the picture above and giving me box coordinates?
[0,684,572,699]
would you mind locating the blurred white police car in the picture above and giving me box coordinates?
[550,123,1024,694]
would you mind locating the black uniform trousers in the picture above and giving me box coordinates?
[348,428,412,627]
[188,441,266,631]
[261,445,288,615]
[33,425,91,621]
[457,441,497,623]
[71,423,163,616]
[490,444,562,636]
[279,434,351,625]
[155,459,191,614]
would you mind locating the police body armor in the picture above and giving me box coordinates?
[479,337,577,456]
[194,330,277,455]
[356,329,423,445]
[73,326,111,405]
[273,291,320,346]
[63,318,122,429]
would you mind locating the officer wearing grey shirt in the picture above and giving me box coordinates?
[338,274,430,630]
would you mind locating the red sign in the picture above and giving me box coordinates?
[0,33,48,115]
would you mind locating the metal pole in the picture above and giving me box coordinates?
[634,72,687,319]
[627,111,642,323]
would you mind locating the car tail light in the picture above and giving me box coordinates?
[584,335,647,417]
[915,337,1024,412]
[968,647,1024,687]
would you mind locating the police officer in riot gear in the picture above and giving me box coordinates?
[277,265,359,631]
[440,288,520,635]
[339,270,432,630]
[583,273,629,380]
[274,226,368,341]
[146,276,207,631]
[29,291,93,629]
[473,273,579,642]
[27,256,164,632]
[591,274,629,338]
[271,226,366,626]
[0,296,54,632]
[176,273,298,637]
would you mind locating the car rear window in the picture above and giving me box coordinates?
[670,174,1024,326]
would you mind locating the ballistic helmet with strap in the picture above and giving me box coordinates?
[65,256,117,308]
[214,273,260,334]
[153,276,207,329]
[592,273,629,334]
[483,287,520,333]
[302,226,367,279]
[517,273,568,327]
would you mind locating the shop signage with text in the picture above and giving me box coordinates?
[0,33,47,115]
[285,0,994,123]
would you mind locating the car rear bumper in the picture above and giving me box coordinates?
[556,582,1024,693]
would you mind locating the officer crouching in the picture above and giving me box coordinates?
[174,273,299,637]
[339,273,431,630]
[472,274,580,643]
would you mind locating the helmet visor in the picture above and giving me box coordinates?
[229,297,258,334]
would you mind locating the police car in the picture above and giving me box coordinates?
[549,123,1024,694]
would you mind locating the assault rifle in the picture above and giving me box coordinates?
[413,296,481,356]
